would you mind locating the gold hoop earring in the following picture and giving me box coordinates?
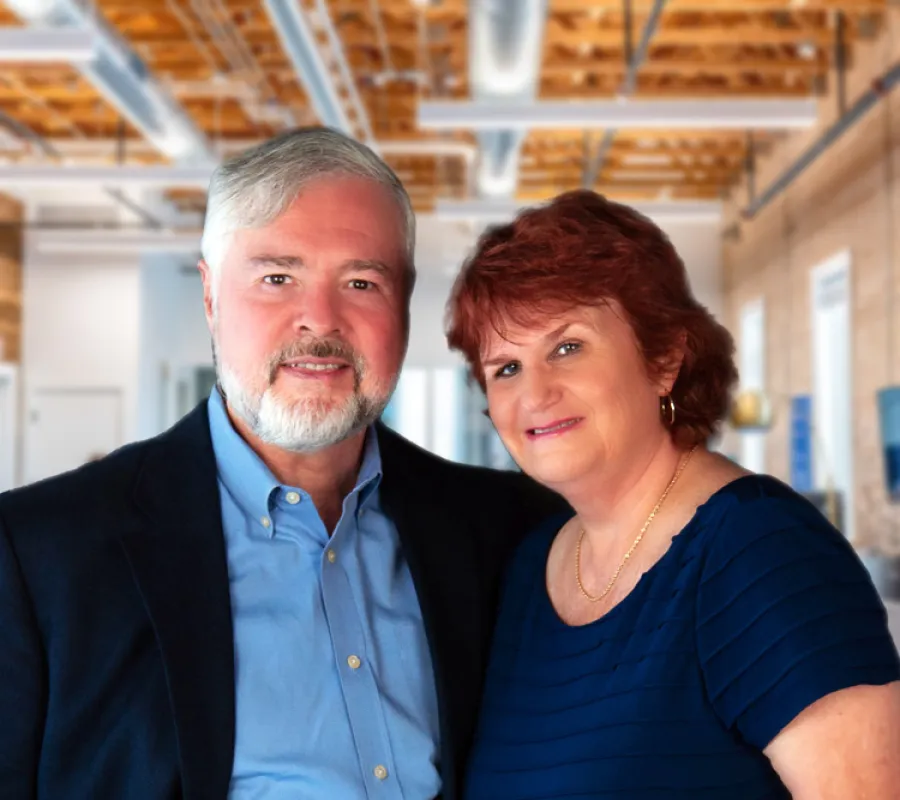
[660,395,676,426]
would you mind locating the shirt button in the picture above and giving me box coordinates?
[285,491,301,505]
[347,655,361,670]
[373,765,388,781]
[260,516,271,529]
[326,549,337,563]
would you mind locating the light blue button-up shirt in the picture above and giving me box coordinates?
[207,390,441,798]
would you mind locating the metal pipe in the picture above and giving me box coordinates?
[745,131,756,204]
[835,11,847,116]
[582,0,668,188]
[165,0,221,77]
[312,0,375,144]
[623,0,634,75]
[0,109,60,159]
[368,0,395,75]
[743,60,900,218]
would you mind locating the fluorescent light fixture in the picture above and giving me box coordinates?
[433,198,722,225]
[0,28,97,63]
[264,0,353,133]
[419,98,819,131]
[264,0,372,142]
[5,0,211,162]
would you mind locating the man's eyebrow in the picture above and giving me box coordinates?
[339,259,393,276]
[248,255,305,269]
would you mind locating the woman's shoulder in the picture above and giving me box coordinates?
[695,472,856,568]
[688,471,874,611]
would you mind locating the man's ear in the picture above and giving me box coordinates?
[197,259,215,331]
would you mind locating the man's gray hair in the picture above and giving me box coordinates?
[201,127,416,291]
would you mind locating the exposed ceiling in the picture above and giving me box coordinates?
[0,0,888,222]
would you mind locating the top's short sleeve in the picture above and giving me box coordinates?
[696,485,900,750]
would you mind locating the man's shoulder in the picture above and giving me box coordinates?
[0,437,155,530]
[0,403,213,534]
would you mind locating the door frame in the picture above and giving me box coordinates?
[0,362,19,491]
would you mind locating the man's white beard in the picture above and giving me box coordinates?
[214,337,394,454]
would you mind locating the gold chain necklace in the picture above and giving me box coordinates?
[575,445,697,603]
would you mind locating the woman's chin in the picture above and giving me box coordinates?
[521,453,593,493]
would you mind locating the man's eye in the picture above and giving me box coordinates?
[350,279,374,290]
[262,275,290,285]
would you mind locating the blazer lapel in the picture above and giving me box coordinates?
[121,404,235,800]
[376,424,475,800]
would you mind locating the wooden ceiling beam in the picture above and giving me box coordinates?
[541,56,831,77]
[546,21,837,48]
[539,83,815,98]
[549,0,884,10]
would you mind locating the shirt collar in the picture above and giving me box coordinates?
[207,389,383,532]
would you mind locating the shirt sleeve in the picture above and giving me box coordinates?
[695,488,900,750]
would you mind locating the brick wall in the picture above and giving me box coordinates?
[722,9,900,552]
[0,194,22,363]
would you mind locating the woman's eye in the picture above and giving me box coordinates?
[262,274,290,286]
[494,362,520,379]
[555,341,581,357]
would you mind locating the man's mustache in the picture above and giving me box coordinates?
[266,337,365,385]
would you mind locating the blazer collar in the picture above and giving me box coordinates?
[122,403,235,800]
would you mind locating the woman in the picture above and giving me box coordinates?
[446,190,900,799]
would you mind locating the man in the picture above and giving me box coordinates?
[0,128,564,800]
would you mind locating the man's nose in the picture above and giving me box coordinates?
[292,283,343,338]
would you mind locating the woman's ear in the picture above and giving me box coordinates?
[658,332,687,394]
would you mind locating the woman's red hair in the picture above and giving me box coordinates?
[445,190,737,447]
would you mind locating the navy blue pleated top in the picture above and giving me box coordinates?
[465,475,900,799]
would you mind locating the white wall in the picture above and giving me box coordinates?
[137,254,211,440]
[21,244,141,480]
[19,244,212,483]
[664,221,724,320]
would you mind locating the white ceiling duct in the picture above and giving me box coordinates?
[469,0,549,198]
[419,98,820,131]
[469,0,548,98]
[0,27,97,62]
[5,0,212,162]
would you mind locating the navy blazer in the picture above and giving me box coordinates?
[0,403,565,800]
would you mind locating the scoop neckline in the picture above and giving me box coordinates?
[539,473,763,630]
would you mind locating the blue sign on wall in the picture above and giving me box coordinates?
[877,386,900,502]
[790,395,814,493]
